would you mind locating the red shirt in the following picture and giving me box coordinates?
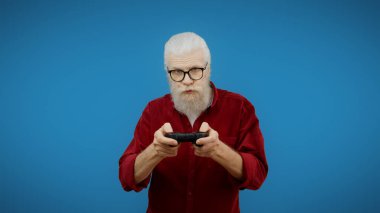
[119,82,268,213]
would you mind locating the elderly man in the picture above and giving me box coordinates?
[119,32,268,213]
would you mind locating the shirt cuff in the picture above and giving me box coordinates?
[119,154,151,192]
[236,152,267,190]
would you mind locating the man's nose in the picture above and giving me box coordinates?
[182,73,194,85]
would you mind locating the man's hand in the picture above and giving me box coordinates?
[194,122,244,180]
[134,122,179,184]
[193,122,221,158]
[152,123,180,158]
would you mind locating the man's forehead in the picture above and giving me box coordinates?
[166,49,207,69]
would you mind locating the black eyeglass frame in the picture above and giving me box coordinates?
[167,62,208,82]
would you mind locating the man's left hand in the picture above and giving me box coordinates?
[193,122,221,158]
[194,122,244,180]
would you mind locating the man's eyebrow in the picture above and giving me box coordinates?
[168,66,182,70]
[169,65,203,70]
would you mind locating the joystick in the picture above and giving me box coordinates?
[165,132,208,146]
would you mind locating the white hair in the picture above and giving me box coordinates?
[164,32,211,68]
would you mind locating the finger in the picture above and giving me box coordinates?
[160,123,178,146]
[156,147,178,156]
[155,142,180,151]
[156,134,178,146]
[193,142,214,153]
[157,149,177,157]
[196,129,218,146]
[154,124,177,146]
[196,136,213,146]
[162,122,174,134]
[155,144,179,155]
[199,122,210,132]
[194,148,213,157]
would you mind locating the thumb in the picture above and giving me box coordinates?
[199,122,210,132]
[162,122,173,134]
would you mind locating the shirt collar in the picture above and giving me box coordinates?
[209,81,218,108]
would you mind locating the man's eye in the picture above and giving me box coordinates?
[172,70,183,75]
[189,68,202,72]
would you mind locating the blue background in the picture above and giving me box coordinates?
[1,0,379,212]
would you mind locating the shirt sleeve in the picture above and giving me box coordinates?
[235,99,268,190]
[119,102,153,192]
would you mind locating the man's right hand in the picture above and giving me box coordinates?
[134,122,179,184]
[152,122,180,158]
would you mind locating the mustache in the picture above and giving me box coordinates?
[177,86,201,93]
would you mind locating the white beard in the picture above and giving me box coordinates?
[169,79,212,126]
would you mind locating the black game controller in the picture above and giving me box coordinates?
[165,132,208,146]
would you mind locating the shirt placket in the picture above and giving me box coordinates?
[179,110,208,213]
[180,113,196,213]
[185,149,195,213]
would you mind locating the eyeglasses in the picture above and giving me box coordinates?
[167,63,208,82]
